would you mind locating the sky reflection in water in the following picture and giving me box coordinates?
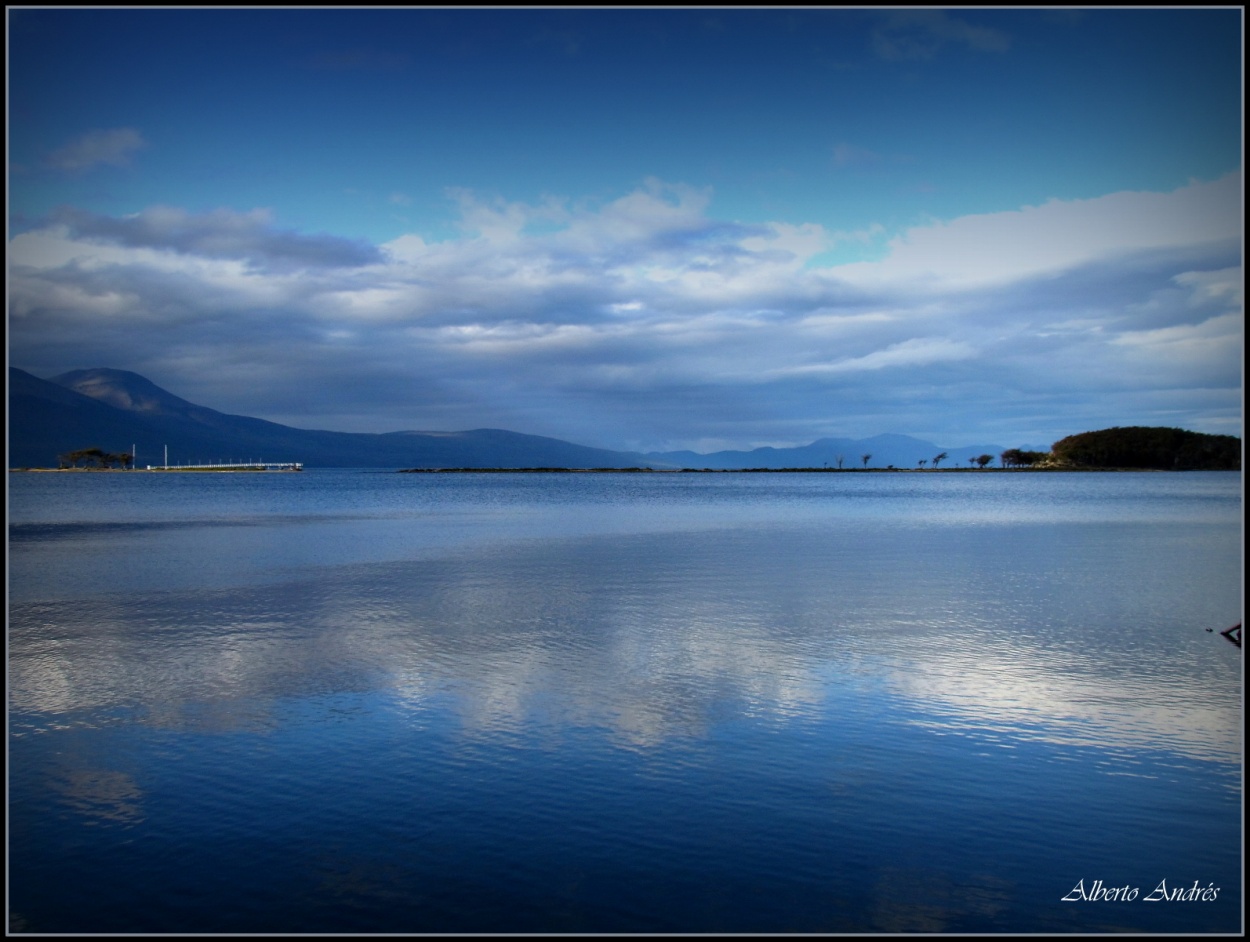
[8,472,1242,933]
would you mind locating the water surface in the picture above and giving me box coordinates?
[8,470,1242,933]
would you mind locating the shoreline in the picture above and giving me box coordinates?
[395,466,1176,473]
[11,466,1221,474]
[8,467,301,473]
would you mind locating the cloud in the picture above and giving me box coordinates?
[871,11,1010,62]
[46,128,147,173]
[776,338,979,378]
[1172,267,1242,310]
[7,174,1242,449]
[45,205,383,272]
[834,173,1243,290]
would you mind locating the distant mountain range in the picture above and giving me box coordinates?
[644,435,1011,470]
[8,367,1011,470]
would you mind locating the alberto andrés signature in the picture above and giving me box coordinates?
[1062,879,1220,902]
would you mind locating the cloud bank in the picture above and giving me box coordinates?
[8,173,1242,451]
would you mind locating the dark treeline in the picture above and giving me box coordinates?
[57,447,133,469]
[1048,427,1240,470]
[999,449,1050,469]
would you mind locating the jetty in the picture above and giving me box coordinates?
[145,461,302,472]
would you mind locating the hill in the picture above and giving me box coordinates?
[1050,426,1241,470]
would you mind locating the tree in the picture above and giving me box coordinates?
[1001,448,1047,468]
[932,451,948,469]
[836,455,845,469]
[59,447,107,468]
[918,458,927,469]
[56,447,133,469]
[976,454,994,469]
[861,453,872,468]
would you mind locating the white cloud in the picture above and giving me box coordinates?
[1172,267,1243,310]
[777,338,979,378]
[1111,311,1243,379]
[835,172,1242,290]
[7,174,1242,449]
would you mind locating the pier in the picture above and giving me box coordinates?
[145,461,303,471]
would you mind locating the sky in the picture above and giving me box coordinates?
[7,7,1243,453]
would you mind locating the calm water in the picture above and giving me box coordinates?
[7,470,1243,933]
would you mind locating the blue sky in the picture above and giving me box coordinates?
[7,8,1243,452]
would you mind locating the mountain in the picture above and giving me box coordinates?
[9,366,1010,470]
[7,367,668,469]
[645,433,1007,470]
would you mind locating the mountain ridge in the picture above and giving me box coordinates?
[9,367,664,469]
[10,366,1010,469]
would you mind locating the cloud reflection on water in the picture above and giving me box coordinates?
[9,520,1240,766]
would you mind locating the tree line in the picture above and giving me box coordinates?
[1048,426,1239,470]
[890,427,1236,471]
[58,447,134,469]
[999,449,1050,468]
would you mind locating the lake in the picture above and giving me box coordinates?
[7,469,1243,933]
